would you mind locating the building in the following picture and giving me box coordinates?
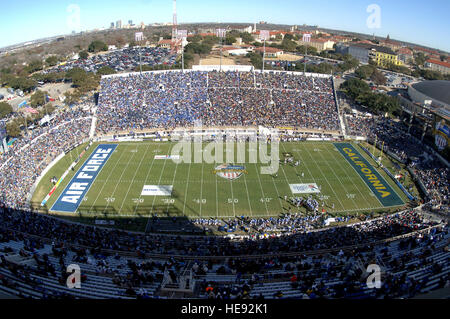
[397,47,414,64]
[110,22,115,29]
[116,20,122,29]
[425,59,450,75]
[158,39,172,49]
[336,42,401,66]
[371,46,402,68]
[380,35,402,51]
[408,80,450,110]
[298,38,335,52]
[255,47,284,58]
[336,43,371,64]
[222,47,250,56]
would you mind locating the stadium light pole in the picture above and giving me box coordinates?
[216,28,226,72]
[304,45,307,75]
[262,38,266,73]
[177,30,187,72]
[302,33,311,76]
[260,30,269,73]
[139,49,142,75]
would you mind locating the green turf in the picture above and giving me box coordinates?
[33,141,409,219]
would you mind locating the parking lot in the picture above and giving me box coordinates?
[381,71,416,89]
[44,47,177,74]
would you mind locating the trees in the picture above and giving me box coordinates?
[45,55,59,67]
[284,33,294,41]
[113,36,126,48]
[281,39,297,52]
[128,40,137,48]
[370,69,387,86]
[297,45,317,55]
[30,90,48,107]
[79,51,89,60]
[247,52,263,69]
[187,35,202,43]
[6,120,21,137]
[355,65,375,80]
[240,32,254,43]
[341,78,399,115]
[0,102,13,119]
[97,66,116,76]
[6,76,37,93]
[25,60,44,74]
[185,43,212,56]
[202,35,219,47]
[64,90,82,106]
[88,40,108,53]
[225,35,236,46]
[414,52,427,66]
[66,67,87,85]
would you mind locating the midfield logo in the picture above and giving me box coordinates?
[213,164,247,181]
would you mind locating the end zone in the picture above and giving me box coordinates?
[334,142,404,207]
[50,144,118,213]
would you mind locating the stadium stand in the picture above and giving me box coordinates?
[0,70,448,299]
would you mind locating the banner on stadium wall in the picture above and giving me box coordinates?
[141,185,173,196]
[289,183,321,194]
[434,119,449,151]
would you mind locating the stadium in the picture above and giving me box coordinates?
[0,66,448,301]
[0,0,449,305]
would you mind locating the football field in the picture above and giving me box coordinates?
[35,141,408,219]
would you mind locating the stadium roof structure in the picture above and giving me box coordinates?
[412,80,450,106]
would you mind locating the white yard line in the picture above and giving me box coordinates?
[101,145,139,215]
[324,145,378,210]
[215,173,219,218]
[145,144,175,231]
[300,144,346,210]
[182,160,192,216]
[199,161,205,217]
[166,155,180,213]
[355,143,405,203]
[149,144,174,213]
[132,146,159,214]
[118,144,151,214]
[242,173,253,217]
[315,145,360,209]
[229,179,236,218]
[253,163,270,217]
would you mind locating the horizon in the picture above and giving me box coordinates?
[0,0,449,52]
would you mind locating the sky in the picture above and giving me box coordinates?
[0,0,449,52]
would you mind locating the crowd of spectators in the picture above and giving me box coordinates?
[0,108,92,208]
[96,71,340,135]
[0,68,448,298]
[345,114,449,208]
